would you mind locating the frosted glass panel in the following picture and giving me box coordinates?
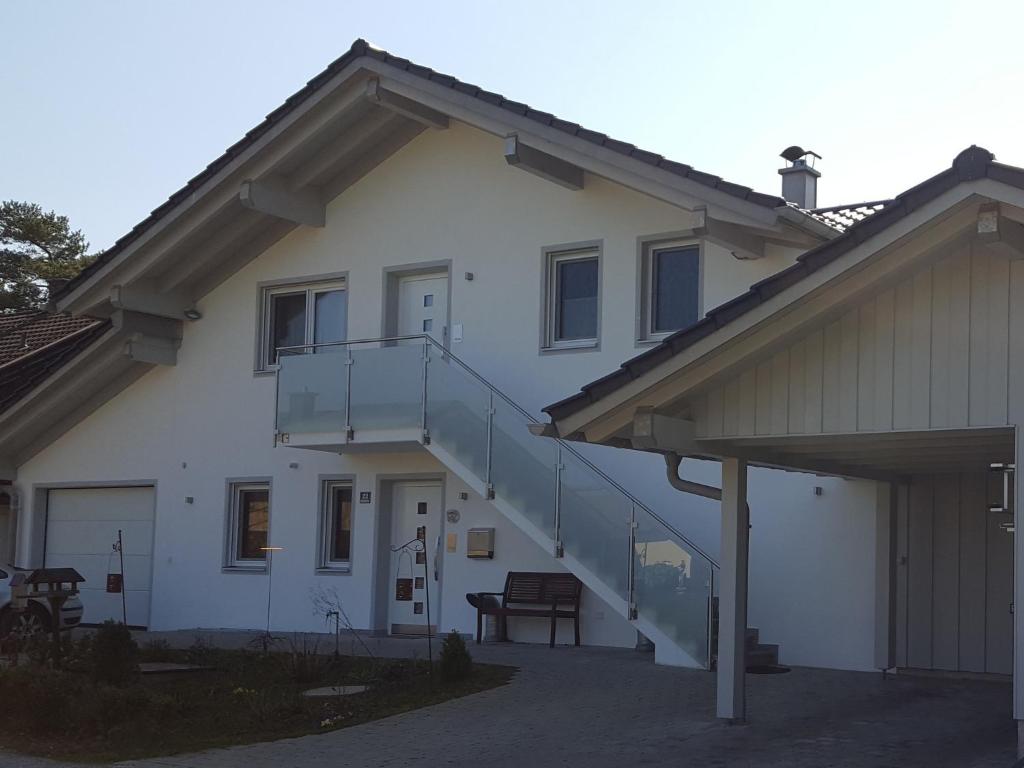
[348,344,423,430]
[425,355,490,481]
[276,351,347,434]
[490,401,557,538]
[558,452,629,600]
[634,506,712,667]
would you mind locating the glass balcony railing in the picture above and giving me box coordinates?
[275,335,718,667]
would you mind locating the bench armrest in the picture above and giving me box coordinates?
[475,592,505,597]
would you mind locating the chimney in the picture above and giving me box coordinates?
[778,146,821,209]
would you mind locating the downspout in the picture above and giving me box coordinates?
[664,452,723,501]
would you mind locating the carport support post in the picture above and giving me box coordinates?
[717,457,748,723]
[1016,427,1024,758]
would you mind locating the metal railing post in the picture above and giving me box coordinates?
[343,345,354,441]
[707,567,716,670]
[420,338,431,444]
[553,446,564,557]
[627,504,638,620]
[484,390,495,499]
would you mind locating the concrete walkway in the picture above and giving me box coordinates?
[0,630,1015,767]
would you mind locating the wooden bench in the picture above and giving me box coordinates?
[467,571,583,648]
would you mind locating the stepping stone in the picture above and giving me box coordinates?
[302,685,369,698]
[139,662,210,674]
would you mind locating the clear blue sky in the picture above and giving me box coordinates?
[3,0,1022,252]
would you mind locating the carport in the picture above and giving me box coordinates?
[542,147,1024,750]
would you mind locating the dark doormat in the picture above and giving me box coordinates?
[746,664,791,675]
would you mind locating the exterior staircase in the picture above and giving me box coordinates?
[275,335,722,668]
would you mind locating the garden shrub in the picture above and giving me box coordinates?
[90,620,139,685]
[438,630,472,682]
[140,638,173,662]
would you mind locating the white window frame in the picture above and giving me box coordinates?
[638,239,702,343]
[256,277,348,371]
[224,480,271,571]
[318,479,354,573]
[541,245,601,351]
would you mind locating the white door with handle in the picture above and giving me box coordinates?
[388,481,442,635]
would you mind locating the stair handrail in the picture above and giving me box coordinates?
[277,334,719,570]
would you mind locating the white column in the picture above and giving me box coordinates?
[874,481,897,671]
[718,457,748,722]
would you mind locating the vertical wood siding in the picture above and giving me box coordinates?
[692,241,1018,437]
[895,472,1012,674]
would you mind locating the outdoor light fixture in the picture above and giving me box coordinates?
[183,308,202,321]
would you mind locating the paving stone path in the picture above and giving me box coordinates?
[0,632,1015,768]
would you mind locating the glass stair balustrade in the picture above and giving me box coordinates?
[276,336,717,667]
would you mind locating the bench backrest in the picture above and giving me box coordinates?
[502,571,582,607]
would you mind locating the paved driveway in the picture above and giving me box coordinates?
[0,633,1015,768]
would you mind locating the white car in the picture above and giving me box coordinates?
[0,565,84,640]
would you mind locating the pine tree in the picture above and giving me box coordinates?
[0,200,96,312]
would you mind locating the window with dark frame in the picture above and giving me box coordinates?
[260,280,347,368]
[644,242,700,340]
[322,481,353,567]
[545,249,599,348]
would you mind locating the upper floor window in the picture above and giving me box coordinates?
[543,246,600,350]
[225,481,270,569]
[257,278,347,370]
[640,241,700,342]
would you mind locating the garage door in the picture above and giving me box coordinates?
[45,486,155,628]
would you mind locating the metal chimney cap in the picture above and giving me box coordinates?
[780,146,822,164]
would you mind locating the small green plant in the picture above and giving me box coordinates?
[90,620,139,686]
[438,630,472,683]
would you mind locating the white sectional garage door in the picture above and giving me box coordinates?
[45,486,155,628]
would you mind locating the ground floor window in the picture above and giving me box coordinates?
[225,481,270,569]
[319,480,353,570]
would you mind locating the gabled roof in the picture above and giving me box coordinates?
[55,38,802,303]
[544,145,1022,424]
[0,311,108,415]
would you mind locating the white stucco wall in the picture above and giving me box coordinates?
[14,121,878,668]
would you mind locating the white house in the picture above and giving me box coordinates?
[0,40,987,688]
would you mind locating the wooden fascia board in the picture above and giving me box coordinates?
[559,183,1015,442]
[56,60,373,315]
[366,66,782,228]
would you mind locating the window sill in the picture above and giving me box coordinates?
[222,564,268,574]
[316,565,353,575]
[540,340,599,355]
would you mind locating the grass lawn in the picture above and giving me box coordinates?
[0,638,515,763]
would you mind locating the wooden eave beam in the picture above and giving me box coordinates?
[239,175,325,227]
[630,409,700,453]
[504,134,584,191]
[694,211,766,260]
[110,280,192,320]
[977,202,1024,259]
[365,78,449,130]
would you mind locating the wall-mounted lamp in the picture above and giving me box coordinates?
[183,308,202,321]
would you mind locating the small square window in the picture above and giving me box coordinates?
[225,482,270,569]
[543,247,600,350]
[641,242,700,341]
[319,481,353,569]
[422,319,433,332]
[423,294,433,307]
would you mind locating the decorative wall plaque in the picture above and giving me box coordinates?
[446,508,460,523]
[415,576,424,589]
[414,602,424,615]
[395,578,413,601]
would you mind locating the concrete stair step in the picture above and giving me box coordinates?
[745,627,760,648]
[746,645,779,668]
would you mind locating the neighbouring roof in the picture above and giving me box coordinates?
[544,145,1021,424]
[56,38,799,303]
[0,311,109,415]
[805,200,893,232]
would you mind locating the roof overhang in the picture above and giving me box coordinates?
[55,42,826,319]
[544,162,1024,479]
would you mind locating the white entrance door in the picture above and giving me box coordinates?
[44,486,155,627]
[388,481,442,635]
[397,273,448,344]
